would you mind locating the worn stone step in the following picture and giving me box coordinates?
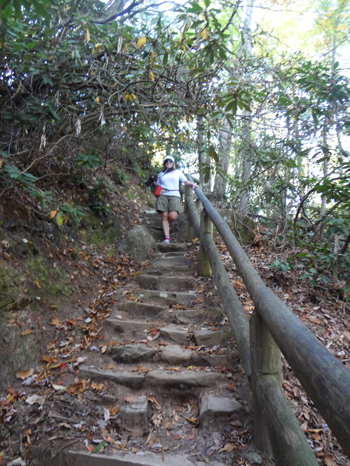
[150,256,193,267]
[80,366,226,390]
[34,449,226,466]
[108,344,157,363]
[107,319,165,340]
[118,301,166,317]
[151,251,187,258]
[199,395,243,426]
[194,327,233,346]
[134,274,196,292]
[147,369,226,388]
[175,307,224,324]
[160,345,237,368]
[160,324,189,345]
[79,366,145,389]
[137,290,203,307]
[146,264,192,276]
[153,242,187,252]
[118,396,151,435]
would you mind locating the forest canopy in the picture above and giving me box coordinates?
[1,0,350,286]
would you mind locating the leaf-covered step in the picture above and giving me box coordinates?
[107,318,165,340]
[147,369,226,388]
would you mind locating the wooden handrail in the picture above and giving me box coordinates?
[184,177,350,461]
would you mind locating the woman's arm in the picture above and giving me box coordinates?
[183,180,199,189]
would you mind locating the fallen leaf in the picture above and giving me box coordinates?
[16,368,34,380]
[26,394,46,406]
[21,329,34,336]
[324,453,336,466]
[109,404,120,416]
[101,345,107,353]
[50,317,61,327]
[125,397,134,403]
[306,315,321,324]
[219,443,234,453]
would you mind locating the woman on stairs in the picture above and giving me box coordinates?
[154,156,198,243]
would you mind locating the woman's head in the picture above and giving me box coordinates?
[163,155,175,170]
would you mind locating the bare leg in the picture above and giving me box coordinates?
[168,211,178,224]
[161,212,170,237]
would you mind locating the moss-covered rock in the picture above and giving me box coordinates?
[118,225,155,262]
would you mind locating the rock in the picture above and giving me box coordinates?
[79,366,145,390]
[134,274,196,292]
[175,308,223,324]
[245,452,263,464]
[109,344,156,363]
[118,225,155,262]
[8,459,26,466]
[160,324,188,345]
[194,328,233,346]
[119,396,151,435]
[160,345,193,364]
[217,210,255,245]
[199,395,243,425]
[191,352,237,369]
[177,212,198,242]
[211,432,223,446]
[146,369,225,388]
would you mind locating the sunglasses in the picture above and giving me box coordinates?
[165,160,173,164]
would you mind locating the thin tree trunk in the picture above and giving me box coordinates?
[197,115,205,188]
[213,118,232,201]
[238,0,254,215]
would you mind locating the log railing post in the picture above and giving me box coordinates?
[250,310,318,466]
[250,310,282,453]
[184,184,192,213]
[198,209,212,277]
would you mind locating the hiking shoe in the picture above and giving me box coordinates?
[163,237,171,243]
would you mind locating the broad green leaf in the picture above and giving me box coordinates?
[56,212,63,226]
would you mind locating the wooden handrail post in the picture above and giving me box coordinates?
[198,209,212,277]
[250,310,282,454]
[184,185,192,213]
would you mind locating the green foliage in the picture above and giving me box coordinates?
[270,259,292,273]
[113,167,129,186]
[76,152,102,170]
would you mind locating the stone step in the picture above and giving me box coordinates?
[137,290,203,307]
[160,344,237,368]
[108,344,157,363]
[150,256,193,267]
[80,365,226,390]
[134,274,196,292]
[160,324,190,345]
[107,319,165,340]
[146,264,192,276]
[194,327,233,347]
[151,251,187,258]
[199,394,243,426]
[175,307,224,324]
[147,369,226,388]
[153,242,187,253]
[35,450,226,466]
[118,301,166,317]
[79,365,145,389]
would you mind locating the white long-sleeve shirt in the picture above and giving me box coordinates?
[157,169,187,198]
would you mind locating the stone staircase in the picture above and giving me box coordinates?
[77,241,262,466]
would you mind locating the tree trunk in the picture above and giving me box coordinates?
[213,118,232,201]
[238,0,254,215]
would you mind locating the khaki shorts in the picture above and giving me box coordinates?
[156,195,181,214]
